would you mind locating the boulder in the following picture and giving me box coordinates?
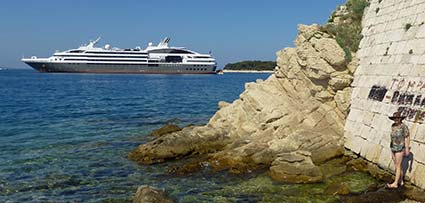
[329,73,353,91]
[268,151,323,183]
[297,24,321,41]
[133,185,175,203]
[310,37,346,67]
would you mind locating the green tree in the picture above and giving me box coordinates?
[224,61,276,71]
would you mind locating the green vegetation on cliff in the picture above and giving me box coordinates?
[321,0,369,62]
[224,61,275,71]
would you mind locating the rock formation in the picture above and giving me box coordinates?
[129,23,357,183]
[133,185,175,203]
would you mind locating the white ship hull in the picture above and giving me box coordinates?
[23,61,217,74]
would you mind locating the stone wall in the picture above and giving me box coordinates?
[344,0,425,189]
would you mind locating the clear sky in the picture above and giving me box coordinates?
[0,0,346,69]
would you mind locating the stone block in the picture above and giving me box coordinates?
[377,147,393,169]
[409,55,421,65]
[349,98,364,110]
[411,162,425,188]
[360,142,382,162]
[358,87,371,100]
[346,108,363,122]
[369,128,383,145]
[344,135,365,154]
[414,4,425,17]
[411,141,425,164]
[371,113,388,131]
[416,28,425,41]
[394,41,408,55]
[344,120,355,136]
[413,124,425,143]
[380,130,391,147]
[359,125,373,140]
[362,111,376,126]
[412,39,425,55]
[351,87,361,99]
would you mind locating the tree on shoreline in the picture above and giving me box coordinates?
[224,61,275,71]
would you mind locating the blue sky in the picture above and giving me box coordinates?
[0,0,346,69]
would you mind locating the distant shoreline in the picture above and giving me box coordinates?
[222,70,274,73]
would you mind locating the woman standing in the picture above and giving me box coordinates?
[387,111,410,188]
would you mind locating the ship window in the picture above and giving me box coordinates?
[69,50,84,53]
[165,56,182,63]
[149,49,193,54]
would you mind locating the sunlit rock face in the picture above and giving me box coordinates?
[129,23,355,183]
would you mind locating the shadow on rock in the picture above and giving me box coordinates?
[340,186,406,203]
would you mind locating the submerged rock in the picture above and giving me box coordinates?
[325,182,351,195]
[133,185,175,203]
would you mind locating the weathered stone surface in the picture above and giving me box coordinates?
[310,37,346,67]
[218,101,230,109]
[150,124,182,137]
[296,41,336,80]
[133,185,175,203]
[269,151,323,183]
[329,72,353,91]
[335,88,352,116]
[297,24,321,42]
[129,126,232,164]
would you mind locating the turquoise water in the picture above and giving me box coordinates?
[0,69,271,202]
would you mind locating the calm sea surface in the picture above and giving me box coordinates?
[0,69,272,202]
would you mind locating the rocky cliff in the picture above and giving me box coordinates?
[129,20,358,182]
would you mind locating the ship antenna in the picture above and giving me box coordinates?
[159,37,170,47]
[94,36,101,44]
[87,36,101,48]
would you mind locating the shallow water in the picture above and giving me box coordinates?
[0,69,381,202]
[0,69,272,202]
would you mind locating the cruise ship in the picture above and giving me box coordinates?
[22,38,217,74]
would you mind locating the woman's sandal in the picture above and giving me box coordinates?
[386,183,398,189]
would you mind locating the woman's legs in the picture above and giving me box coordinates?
[389,151,404,188]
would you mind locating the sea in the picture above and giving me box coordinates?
[0,69,380,203]
[0,69,271,202]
